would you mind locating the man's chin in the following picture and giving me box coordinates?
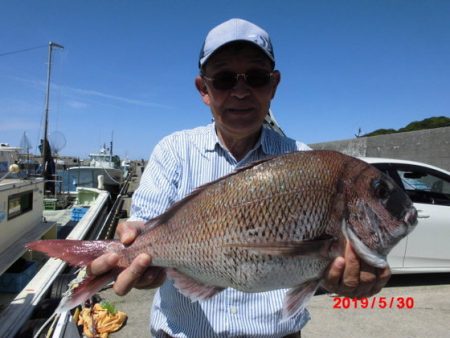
[223,115,263,129]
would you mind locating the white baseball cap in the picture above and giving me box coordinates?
[199,18,275,68]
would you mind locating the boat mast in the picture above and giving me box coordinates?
[111,131,114,163]
[42,41,64,178]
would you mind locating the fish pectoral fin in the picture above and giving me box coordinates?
[230,238,334,258]
[166,268,225,302]
[282,279,321,321]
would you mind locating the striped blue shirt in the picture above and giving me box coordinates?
[130,123,311,338]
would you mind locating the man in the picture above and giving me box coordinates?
[90,18,390,337]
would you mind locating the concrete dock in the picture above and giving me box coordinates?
[303,274,450,338]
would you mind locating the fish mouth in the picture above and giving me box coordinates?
[342,220,388,269]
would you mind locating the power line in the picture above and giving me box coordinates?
[0,45,47,57]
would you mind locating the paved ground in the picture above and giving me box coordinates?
[100,287,156,337]
[302,274,450,338]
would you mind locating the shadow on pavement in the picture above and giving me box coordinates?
[387,273,450,287]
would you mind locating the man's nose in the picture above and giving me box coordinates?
[231,76,250,97]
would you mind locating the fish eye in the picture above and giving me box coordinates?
[373,179,391,200]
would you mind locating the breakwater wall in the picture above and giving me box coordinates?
[309,126,450,171]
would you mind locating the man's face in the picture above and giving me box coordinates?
[196,43,280,141]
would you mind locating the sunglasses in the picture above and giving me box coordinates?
[201,70,274,90]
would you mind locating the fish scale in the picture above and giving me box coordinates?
[139,155,342,271]
[26,150,418,317]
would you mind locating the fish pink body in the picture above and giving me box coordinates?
[27,150,417,318]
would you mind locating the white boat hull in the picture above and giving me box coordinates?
[0,178,52,274]
[67,166,123,192]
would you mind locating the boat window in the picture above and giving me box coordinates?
[0,161,8,173]
[7,190,33,220]
[69,170,95,188]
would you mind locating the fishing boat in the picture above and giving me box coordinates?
[66,142,123,195]
[0,146,115,336]
[0,145,54,276]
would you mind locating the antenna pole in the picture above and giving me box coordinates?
[42,41,63,176]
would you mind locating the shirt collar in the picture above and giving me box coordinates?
[205,122,270,155]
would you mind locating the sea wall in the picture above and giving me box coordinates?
[309,126,450,171]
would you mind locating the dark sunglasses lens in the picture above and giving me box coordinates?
[213,72,237,90]
[246,71,271,87]
[209,71,272,90]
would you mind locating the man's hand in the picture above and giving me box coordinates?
[321,242,391,298]
[87,221,166,296]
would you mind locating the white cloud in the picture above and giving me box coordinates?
[0,120,40,131]
[67,100,88,109]
[5,75,171,109]
[65,86,171,109]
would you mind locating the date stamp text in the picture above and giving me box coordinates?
[332,296,415,309]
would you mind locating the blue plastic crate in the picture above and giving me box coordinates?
[70,207,89,221]
[0,261,37,293]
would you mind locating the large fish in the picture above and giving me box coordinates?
[27,150,417,318]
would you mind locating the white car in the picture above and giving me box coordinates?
[362,157,450,274]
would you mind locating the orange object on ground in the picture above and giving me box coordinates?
[77,303,127,338]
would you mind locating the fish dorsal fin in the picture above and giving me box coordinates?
[166,268,225,301]
[144,154,287,229]
[227,237,335,258]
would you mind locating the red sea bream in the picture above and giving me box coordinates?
[27,150,417,319]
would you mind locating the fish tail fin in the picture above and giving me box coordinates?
[27,240,125,312]
[56,269,119,313]
[25,239,123,267]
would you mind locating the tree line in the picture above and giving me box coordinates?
[362,116,450,137]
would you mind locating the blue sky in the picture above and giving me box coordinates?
[1,0,449,160]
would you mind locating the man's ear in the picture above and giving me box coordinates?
[270,70,281,99]
[195,76,210,105]
[195,76,208,94]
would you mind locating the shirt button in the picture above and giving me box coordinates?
[230,306,237,314]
